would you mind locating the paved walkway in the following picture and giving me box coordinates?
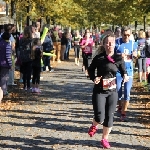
[0,50,149,150]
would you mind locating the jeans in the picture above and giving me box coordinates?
[116,75,133,101]
[64,43,71,60]
[0,67,9,95]
[8,69,15,85]
[43,56,52,71]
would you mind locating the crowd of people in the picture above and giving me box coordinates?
[0,23,102,96]
[0,23,150,149]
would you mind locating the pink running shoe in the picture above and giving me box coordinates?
[88,125,98,137]
[101,139,111,149]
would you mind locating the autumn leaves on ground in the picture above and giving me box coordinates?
[131,76,150,129]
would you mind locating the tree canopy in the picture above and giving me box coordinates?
[3,0,150,28]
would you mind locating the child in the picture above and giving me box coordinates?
[31,38,43,93]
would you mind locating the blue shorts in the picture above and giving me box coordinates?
[116,76,133,101]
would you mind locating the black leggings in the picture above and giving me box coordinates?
[32,66,41,84]
[22,62,32,88]
[82,53,92,71]
[92,90,118,127]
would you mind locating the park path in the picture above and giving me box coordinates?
[0,49,149,150]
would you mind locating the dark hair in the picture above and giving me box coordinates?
[105,29,113,33]
[31,38,40,59]
[115,27,121,33]
[0,25,4,34]
[85,29,90,33]
[146,31,150,38]
[121,26,131,34]
[4,24,13,32]
[83,29,90,37]
[23,26,32,39]
[1,32,11,40]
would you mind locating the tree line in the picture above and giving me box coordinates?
[4,0,150,28]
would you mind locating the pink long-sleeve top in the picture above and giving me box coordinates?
[80,37,94,54]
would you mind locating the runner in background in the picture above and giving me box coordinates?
[115,26,137,122]
[114,26,121,39]
[80,29,94,77]
[72,30,82,66]
[137,30,147,82]
[88,33,128,149]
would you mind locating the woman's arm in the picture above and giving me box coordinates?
[118,58,127,77]
[6,43,12,68]
[88,56,97,82]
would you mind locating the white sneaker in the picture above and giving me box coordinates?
[46,66,49,71]
[50,69,54,72]
[57,60,61,63]
[40,76,43,80]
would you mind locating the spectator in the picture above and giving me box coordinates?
[0,32,12,96]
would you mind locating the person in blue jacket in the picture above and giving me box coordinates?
[115,26,137,121]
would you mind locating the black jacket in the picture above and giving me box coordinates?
[88,52,127,91]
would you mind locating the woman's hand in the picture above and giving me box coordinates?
[121,53,126,58]
[133,51,137,57]
[123,74,129,82]
[94,76,102,84]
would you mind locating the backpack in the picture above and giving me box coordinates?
[19,39,32,63]
[42,40,53,53]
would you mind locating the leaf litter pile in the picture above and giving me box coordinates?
[131,75,150,130]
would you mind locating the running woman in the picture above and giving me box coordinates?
[115,26,137,121]
[72,30,81,66]
[80,29,94,77]
[88,33,129,149]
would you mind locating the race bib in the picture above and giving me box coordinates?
[103,77,116,90]
[124,54,132,62]
[124,48,132,62]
